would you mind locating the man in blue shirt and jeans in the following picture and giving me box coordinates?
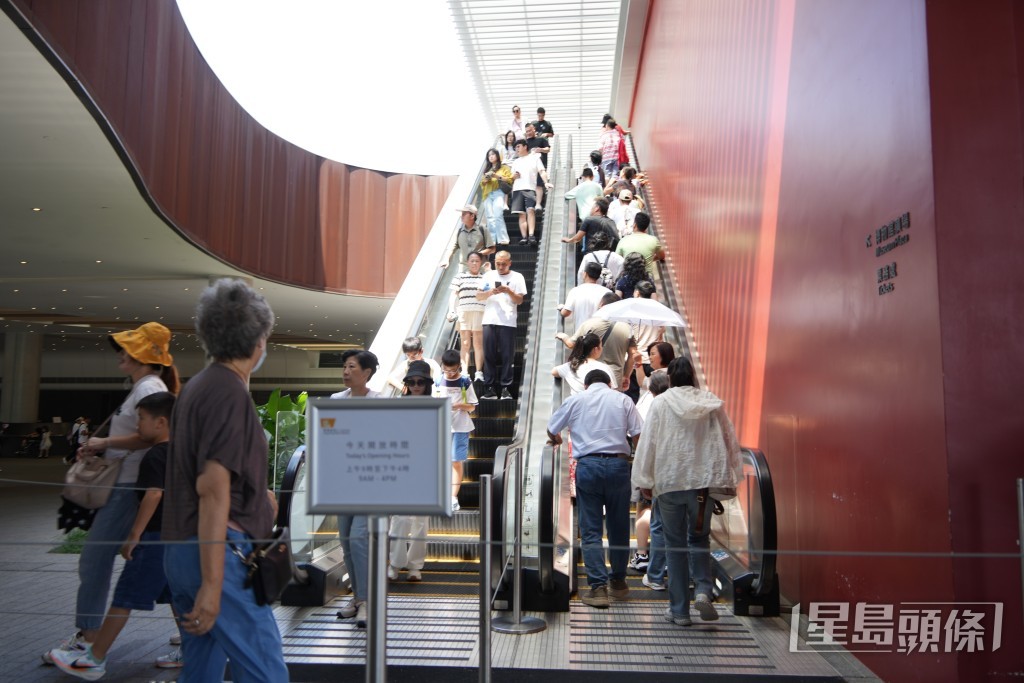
[546,369,643,608]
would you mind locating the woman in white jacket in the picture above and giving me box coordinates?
[632,356,742,626]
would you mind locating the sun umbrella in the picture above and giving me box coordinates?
[594,298,686,327]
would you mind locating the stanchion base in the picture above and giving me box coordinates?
[491,615,547,634]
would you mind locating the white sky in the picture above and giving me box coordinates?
[176,0,492,176]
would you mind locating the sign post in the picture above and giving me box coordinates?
[307,397,452,683]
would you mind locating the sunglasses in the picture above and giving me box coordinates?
[513,109,520,113]
[404,378,429,387]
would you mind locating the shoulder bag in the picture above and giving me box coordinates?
[61,411,118,509]
[231,527,294,606]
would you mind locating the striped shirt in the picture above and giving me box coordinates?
[451,272,486,313]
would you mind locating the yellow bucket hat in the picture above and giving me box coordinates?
[109,322,174,366]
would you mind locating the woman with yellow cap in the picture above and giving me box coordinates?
[42,322,179,665]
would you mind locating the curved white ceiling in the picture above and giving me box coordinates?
[176,0,493,176]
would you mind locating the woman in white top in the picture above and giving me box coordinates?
[45,322,178,661]
[330,349,379,628]
[551,332,617,395]
[448,252,488,379]
[502,130,518,164]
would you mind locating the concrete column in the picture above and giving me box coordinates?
[0,331,42,423]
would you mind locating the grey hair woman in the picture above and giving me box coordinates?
[161,279,288,680]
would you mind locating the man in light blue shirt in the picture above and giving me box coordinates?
[547,369,643,608]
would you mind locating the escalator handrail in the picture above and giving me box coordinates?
[371,136,505,397]
[274,444,309,584]
[744,447,778,595]
[627,134,779,598]
[536,135,576,594]
[498,135,560,592]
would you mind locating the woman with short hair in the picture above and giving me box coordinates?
[161,279,288,681]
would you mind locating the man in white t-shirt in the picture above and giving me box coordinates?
[607,188,640,237]
[510,139,552,247]
[560,261,611,329]
[476,250,527,400]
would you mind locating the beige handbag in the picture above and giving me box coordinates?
[63,454,122,509]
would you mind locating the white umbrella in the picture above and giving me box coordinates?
[595,298,686,327]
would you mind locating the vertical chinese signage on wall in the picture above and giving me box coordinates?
[867,212,910,296]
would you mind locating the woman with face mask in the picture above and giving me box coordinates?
[159,279,290,680]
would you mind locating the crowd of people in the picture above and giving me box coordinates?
[40,109,743,681]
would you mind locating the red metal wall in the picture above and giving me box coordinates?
[631,1,1023,681]
[13,0,456,297]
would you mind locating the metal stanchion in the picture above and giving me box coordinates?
[492,450,546,634]
[367,515,388,683]
[1017,479,1024,626]
[479,474,493,683]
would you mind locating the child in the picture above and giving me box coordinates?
[434,349,478,512]
[49,392,183,679]
[388,361,435,582]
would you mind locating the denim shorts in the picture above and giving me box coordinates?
[111,530,171,610]
[452,432,469,462]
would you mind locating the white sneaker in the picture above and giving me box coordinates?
[451,497,461,512]
[169,633,181,646]
[155,647,184,669]
[50,645,106,680]
[42,631,92,665]
[336,599,360,619]
[356,602,368,629]
[387,565,399,581]
[693,593,719,621]
[474,371,484,382]
[406,569,423,582]
[642,574,666,591]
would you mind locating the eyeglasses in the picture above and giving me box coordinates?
[513,109,520,113]
[404,379,429,387]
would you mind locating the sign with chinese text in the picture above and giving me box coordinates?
[306,397,452,515]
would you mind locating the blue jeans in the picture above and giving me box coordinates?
[337,514,369,601]
[164,530,289,682]
[646,499,668,584]
[484,189,509,244]
[657,489,713,619]
[574,456,631,587]
[601,158,619,181]
[77,484,139,630]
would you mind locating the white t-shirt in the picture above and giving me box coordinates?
[553,359,618,395]
[608,200,639,237]
[433,376,479,433]
[110,373,167,484]
[330,388,382,399]
[578,250,624,286]
[481,269,527,327]
[563,282,610,326]
[511,154,546,192]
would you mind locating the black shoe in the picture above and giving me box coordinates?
[500,388,513,400]
[518,237,529,246]
[482,388,498,400]
[528,236,538,247]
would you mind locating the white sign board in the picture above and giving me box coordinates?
[306,397,452,515]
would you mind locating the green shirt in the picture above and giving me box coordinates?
[616,232,662,271]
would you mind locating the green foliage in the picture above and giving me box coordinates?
[255,389,308,491]
[50,528,88,554]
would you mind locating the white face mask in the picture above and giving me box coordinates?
[252,345,268,373]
